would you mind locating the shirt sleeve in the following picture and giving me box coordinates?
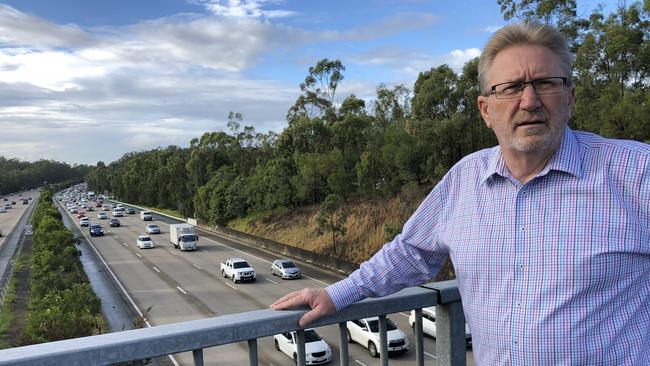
[326,182,450,310]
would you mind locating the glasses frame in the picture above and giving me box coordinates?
[488,77,568,99]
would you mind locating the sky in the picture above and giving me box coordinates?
[0,0,618,166]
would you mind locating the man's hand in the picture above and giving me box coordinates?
[271,288,336,328]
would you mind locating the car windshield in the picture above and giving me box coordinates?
[366,319,397,332]
[304,330,321,343]
[282,261,296,268]
[233,261,250,269]
[180,235,196,242]
[91,225,101,229]
[148,225,158,229]
[140,236,151,241]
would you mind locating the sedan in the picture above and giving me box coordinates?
[108,218,121,227]
[136,235,154,249]
[79,217,90,227]
[274,329,333,365]
[126,208,136,214]
[145,224,160,234]
[89,224,104,237]
[271,259,302,279]
[408,307,472,344]
[97,212,108,220]
[77,212,86,219]
[347,317,410,358]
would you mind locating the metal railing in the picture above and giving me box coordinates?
[0,280,467,366]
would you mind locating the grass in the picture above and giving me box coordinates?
[0,255,26,349]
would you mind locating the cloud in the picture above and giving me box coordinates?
[484,25,501,33]
[316,12,438,42]
[192,0,298,18]
[0,5,95,49]
[350,46,481,75]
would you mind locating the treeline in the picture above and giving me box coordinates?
[86,1,650,228]
[21,189,101,344]
[0,157,89,196]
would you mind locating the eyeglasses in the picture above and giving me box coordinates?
[488,77,568,99]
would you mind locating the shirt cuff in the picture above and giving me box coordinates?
[326,277,366,311]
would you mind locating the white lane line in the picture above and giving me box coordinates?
[425,351,436,359]
[123,243,128,247]
[177,286,187,295]
[193,263,202,270]
[265,277,279,285]
[169,250,178,256]
[202,249,208,253]
[225,282,237,290]
[152,266,160,273]
[354,360,367,366]
[136,253,142,258]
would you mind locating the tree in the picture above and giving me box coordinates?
[315,194,348,256]
[287,59,345,123]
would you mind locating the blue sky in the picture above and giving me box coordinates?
[0,0,617,165]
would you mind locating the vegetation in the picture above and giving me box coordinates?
[85,1,650,262]
[20,189,102,344]
[0,157,89,196]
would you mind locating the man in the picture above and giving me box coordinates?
[272,22,649,365]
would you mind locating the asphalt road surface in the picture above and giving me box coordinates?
[60,199,474,366]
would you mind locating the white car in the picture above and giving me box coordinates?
[273,329,333,365]
[0,207,5,213]
[97,212,108,220]
[112,210,123,217]
[408,307,472,344]
[145,224,160,234]
[79,217,90,227]
[271,259,302,279]
[346,317,410,358]
[136,235,154,249]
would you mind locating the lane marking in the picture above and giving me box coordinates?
[136,253,142,258]
[193,263,202,270]
[152,266,160,273]
[201,249,208,253]
[169,250,178,256]
[177,286,187,295]
[354,360,367,366]
[265,277,279,285]
[425,351,436,359]
[123,243,128,247]
[225,282,237,290]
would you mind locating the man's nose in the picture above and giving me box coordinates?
[518,83,541,111]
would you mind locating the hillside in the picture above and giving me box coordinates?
[229,184,429,264]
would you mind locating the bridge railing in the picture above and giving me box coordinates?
[0,280,467,366]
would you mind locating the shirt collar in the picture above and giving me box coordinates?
[481,127,583,185]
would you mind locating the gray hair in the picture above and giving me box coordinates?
[478,22,573,94]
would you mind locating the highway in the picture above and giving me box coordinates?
[59,197,474,366]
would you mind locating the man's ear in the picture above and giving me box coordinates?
[478,95,492,129]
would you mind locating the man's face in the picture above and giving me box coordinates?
[478,45,575,156]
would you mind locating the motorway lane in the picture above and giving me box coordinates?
[65,203,473,365]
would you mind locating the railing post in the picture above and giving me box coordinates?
[296,329,306,366]
[421,280,466,366]
[193,348,204,366]
[338,322,349,366]
[378,315,388,366]
[414,308,424,366]
[247,339,257,366]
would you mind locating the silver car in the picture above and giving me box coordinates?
[271,259,302,279]
[145,224,160,234]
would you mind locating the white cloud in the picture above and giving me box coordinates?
[484,25,501,33]
[193,0,298,18]
[0,4,94,48]
[350,46,481,75]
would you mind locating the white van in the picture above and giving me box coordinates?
[140,211,153,221]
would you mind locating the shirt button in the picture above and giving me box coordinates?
[516,301,521,307]
[519,264,524,269]
[520,226,525,232]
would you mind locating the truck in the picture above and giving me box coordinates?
[169,223,198,251]
[220,258,256,283]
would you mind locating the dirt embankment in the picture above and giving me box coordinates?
[230,185,430,264]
